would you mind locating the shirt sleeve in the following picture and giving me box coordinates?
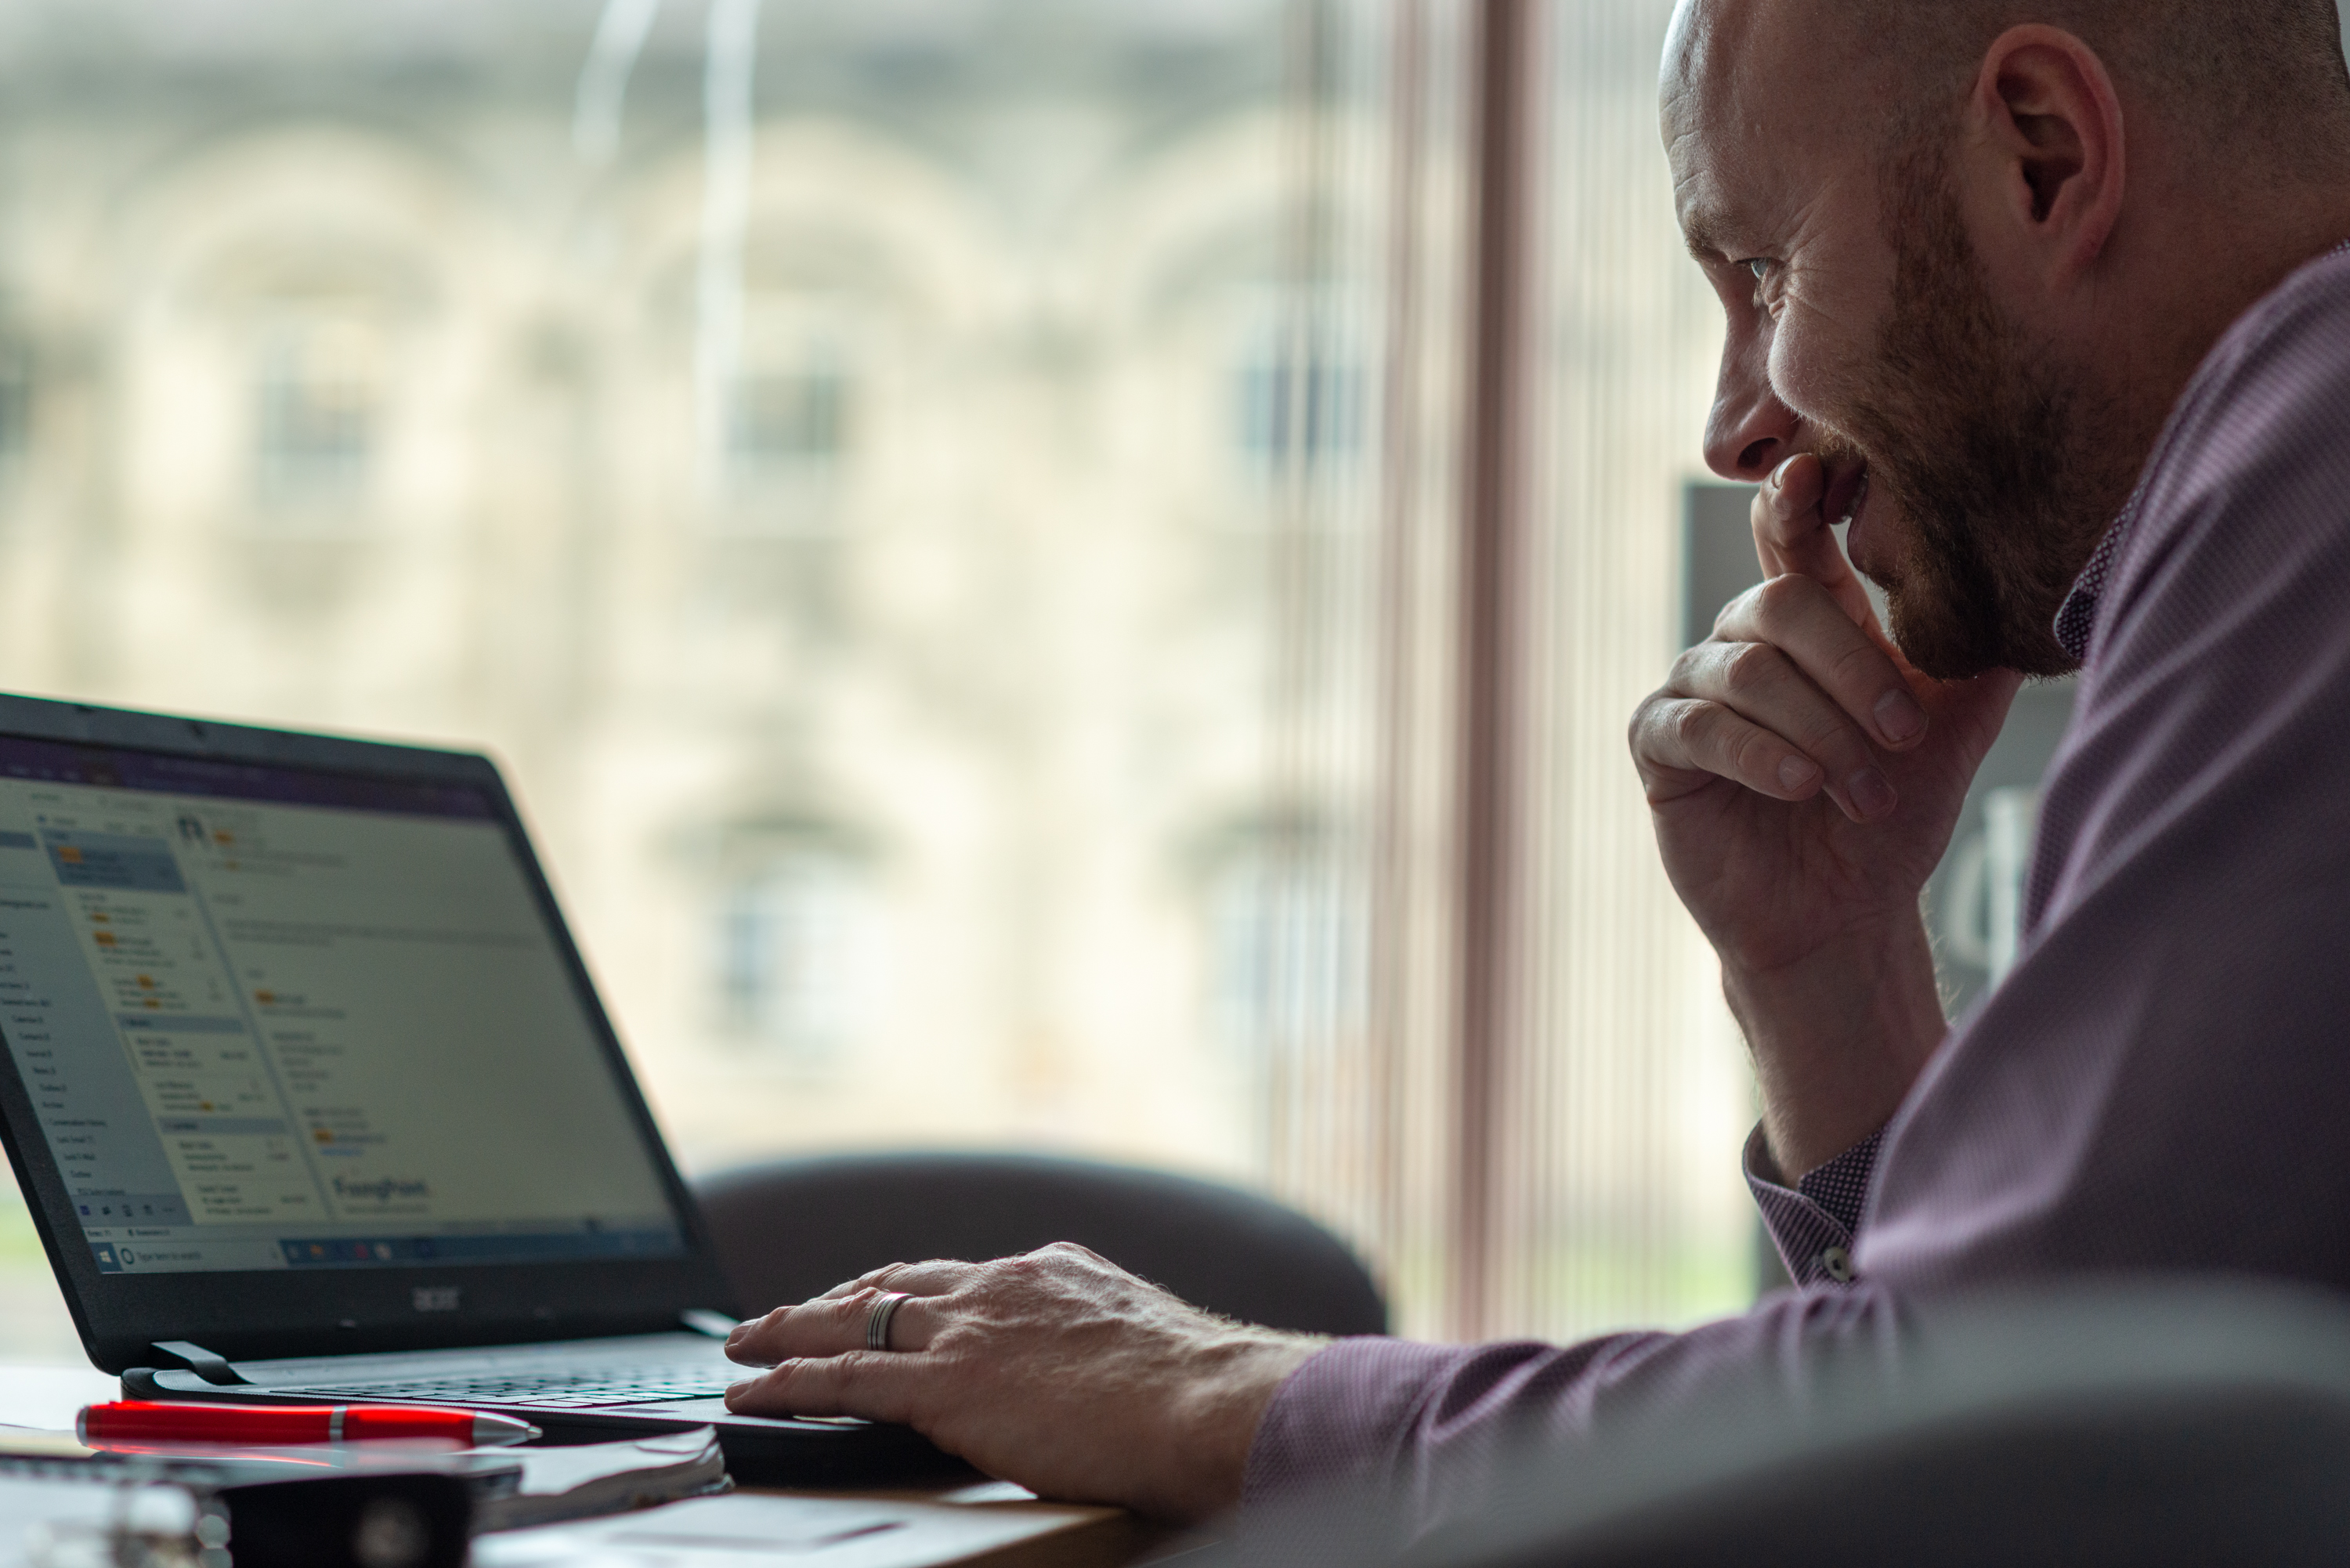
[1744,1125,1884,1288]
[1240,1126,1896,1545]
[1240,1285,1902,1555]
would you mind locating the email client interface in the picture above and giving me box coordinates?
[0,737,684,1277]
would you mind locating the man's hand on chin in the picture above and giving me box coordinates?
[1628,453,2020,1177]
[720,1243,1329,1523]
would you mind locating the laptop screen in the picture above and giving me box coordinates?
[0,734,687,1277]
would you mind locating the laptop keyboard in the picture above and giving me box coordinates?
[274,1366,740,1409]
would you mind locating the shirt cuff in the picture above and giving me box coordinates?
[1744,1122,1883,1289]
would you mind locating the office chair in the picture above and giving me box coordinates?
[692,1150,1388,1338]
[1230,1278,2350,1567]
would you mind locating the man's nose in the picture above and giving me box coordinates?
[1703,332,1799,482]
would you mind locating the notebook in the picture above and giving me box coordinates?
[0,694,938,1483]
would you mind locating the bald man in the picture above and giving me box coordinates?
[720,0,2350,1542]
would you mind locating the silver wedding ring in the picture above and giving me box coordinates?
[865,1290,912,1352]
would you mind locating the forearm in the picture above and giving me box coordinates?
[1159,1329,1328,1520]
[1725,912,1946,1179]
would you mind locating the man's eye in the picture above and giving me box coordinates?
[1743,258,1772,283]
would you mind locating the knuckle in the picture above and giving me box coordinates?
[1753,573,1815,618]
[1826,638,1886,690]
[1668,699,1719,756]
[1725,723,1779,782]
[1632,693,1683,758]
[802,1353,849,1386]
[1716,580,1766,633]
[1795,711,1864,762]
[1719,642,1784,699]
[1631,706,1672,764]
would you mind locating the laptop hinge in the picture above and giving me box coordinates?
[151,1340,249,1386]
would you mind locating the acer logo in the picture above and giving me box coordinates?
[411,1285,461,1313]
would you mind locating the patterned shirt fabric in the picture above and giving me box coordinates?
[1242,242,2350,1548]
[2049,478,2137,665]
[1744,1125,1885,1287]
[2050,238,2350,667]
[1792,1126,1882,1234]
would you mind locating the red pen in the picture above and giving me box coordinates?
[78,1400,539,1448]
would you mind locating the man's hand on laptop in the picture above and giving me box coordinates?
[721,1242,1325,1521]
[1628,453,2019,1177]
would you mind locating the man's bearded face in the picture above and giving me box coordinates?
[1822,142,2124,681]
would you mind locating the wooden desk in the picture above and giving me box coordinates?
[0,1363,1164,1567]
[748,1479,1160,1568]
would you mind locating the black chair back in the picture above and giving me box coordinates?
[694,1151,1388,1338]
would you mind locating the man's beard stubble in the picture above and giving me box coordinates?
[1828,141,2131,681]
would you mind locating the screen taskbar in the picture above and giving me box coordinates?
[85,1225,685,1274]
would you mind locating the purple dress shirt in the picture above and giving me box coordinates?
[1242,243,2350,1538]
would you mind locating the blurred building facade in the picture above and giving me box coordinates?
[0,0,1327,1176]
[0,0,1762,1359]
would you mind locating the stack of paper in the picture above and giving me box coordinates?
[472,1490,1124,1568]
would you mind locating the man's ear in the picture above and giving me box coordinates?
[1966,24,2125,280]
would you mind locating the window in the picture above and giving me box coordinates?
[730,363,847,473]
[718,840,884,1068]
[1235,323,1366,477]
[717,298,860,528]
[253,316,381,511]
[1207,823,1368,1064]
[1941,786,2041,985]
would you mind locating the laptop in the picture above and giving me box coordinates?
[0,695,940,1481]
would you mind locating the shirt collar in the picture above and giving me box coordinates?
[2052,237,2350,667]
[2051,481,2143,666]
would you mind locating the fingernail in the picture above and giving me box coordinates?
[725,1380,754,1400]
[1777,756,1819,792]
[1771,454,1802,488]
[725,1325,746,1348]
[1875,688,1926,744]
[1846,768,1897,819]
